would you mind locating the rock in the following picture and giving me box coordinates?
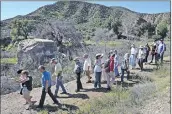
[17,38,58,70]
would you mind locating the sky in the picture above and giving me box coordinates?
[1,1,171,20]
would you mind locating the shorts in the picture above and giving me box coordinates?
[22,87,31,99]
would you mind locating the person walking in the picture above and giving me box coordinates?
[74,57,83,92]
[138,45,145,71]
[16,70,33,110]
[120,53,130,82]
[100,54,107,83]
[94,53,103,89]
[104,55,111,90]
[144,43,150,64]
[114,50,120,77]
[37,65,60,109]
[149,41,157,64]
[83,54,92,83]
[129,44,137,69]
[109,53,115,84]
[157,39,166,65]
[51,58,67,97]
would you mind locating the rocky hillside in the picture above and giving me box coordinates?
[1,1,170,40]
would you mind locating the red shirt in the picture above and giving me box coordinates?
[109,56,114,71]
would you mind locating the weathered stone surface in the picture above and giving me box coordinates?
[17,38,58,69]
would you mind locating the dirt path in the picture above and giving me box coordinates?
[1,57,170,114]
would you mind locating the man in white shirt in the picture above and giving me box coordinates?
[51,58,67,97]
[83,54,92,83]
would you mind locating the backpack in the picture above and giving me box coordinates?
[22,76,32,91]
[104,59,110,72]
[75,62,83,74]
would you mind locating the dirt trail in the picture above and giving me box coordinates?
[1,57,170,114]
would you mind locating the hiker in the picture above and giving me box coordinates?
[101,54,107,83]
[144,43,150,64]
[114,50,120,77]
[94,53,103,89]
[149,41,157,64]
[83,54,92,83]
[37,65,60,109]
[109,53,115,84]
[138,45,145,71]
[157,39,166,65]
[121,53,130,82]
[104,55,111,90]
[51,58,67,97]
[129,44,137,69]
[16,70,33,109]
[108,50,113,58]
[17,69,24,95]
[74,57,83,92]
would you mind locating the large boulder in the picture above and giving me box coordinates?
[17,38,58,70]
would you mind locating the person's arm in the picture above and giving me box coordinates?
[17,77,29,83]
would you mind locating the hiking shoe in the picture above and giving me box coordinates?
[60,92,67,94]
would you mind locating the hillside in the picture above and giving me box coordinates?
[1,1,170,40]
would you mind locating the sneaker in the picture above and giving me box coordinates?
[60,92,67,94]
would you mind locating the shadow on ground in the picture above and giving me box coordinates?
[31,103,79,112]
[56,93,89,99]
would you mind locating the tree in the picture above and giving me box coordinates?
[156,21,168,38]
[10,19,36,40]
[111,20,122,35]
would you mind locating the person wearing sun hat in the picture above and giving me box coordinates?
[50,58,67,97]
[94,53,103,89]
[138,45,145,71]
[156,38,166,65]
[149,41,158,64]
[129,44,137,69]
[83,54,92,83]
[74,57,83,92]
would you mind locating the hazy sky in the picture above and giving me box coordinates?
[1,1,170,20]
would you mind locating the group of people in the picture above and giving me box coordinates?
[16,38,166,109]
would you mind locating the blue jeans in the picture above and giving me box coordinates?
[54,76,66,95]
[121,68,130,82]
[94,72,102,88]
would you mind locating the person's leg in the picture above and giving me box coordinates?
[54,77,60,96]
[141,58,144,70]
[150,54,154,63]
[106,72,110,88]
[86,71,91,83]
[126,70,130,80]
[78,73,83,89]
[138,59,141,70]
[76,73,80,91]
[48,87,59,104]
[121,68,124,82]
[98,72,102,88]
[94,72,98,88]
[160,52,164,64]
[38,88,46,107]
[59,78,67,93]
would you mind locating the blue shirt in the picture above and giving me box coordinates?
[41,71,51,88]
[157,43,165,54]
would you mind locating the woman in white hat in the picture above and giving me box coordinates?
[129,44,137,69]
[94,53,103,89]
[138,45,145,71]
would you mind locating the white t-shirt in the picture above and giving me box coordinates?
[94,59,102,72]
[83,58,91,71]
[138,49,145,59]
[131,48,136,55]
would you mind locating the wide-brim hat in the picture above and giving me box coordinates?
[100,54,104,58]
[131,44,135,47]
[139,45,144,49]
[96,53,102,57]
[74,57,79,61]
[50,58,57,63]
[160,39,163,41]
